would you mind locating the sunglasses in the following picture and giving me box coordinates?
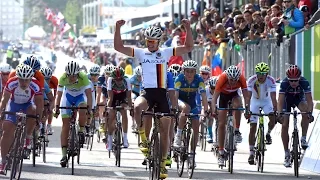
[90,74,99,77]
[284,1,291,3]
[146,39,158,43]
[256,72,267,75]
[228,78,238,82]
[289,79,299,82]
[67,74,78,78]
[210,87,215,90]
[201,72,209,76]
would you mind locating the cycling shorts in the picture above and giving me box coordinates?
[111,91,127,107]
[6,101,33,124]
[61,93,86,118]
[178,99,200,120]
[141,88,169,113]
[218,91,240,108]
[249,98,273,123]
[283,95,306,112]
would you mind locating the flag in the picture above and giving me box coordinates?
[51,26,57,40]
[45,8,53,21]
[293,24,320,100]
[211,42,227,76]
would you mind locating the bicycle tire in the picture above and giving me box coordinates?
[200,123,205,151]
[96,129,101,143]
[203,127,207,151]
[89,120,95,151]
[10,127,25,180]
[293,131,299,177]
[16,133,26,180]
[116,127,122,167]
[70,125,75,175]
[260,127,265,173]
[32,130,36,167]
[228,126,234,174]
[187,129,195,179]
[43,137,46,163]
[149,133,161,180]
[77,134,81,165]
[177,130,186,177]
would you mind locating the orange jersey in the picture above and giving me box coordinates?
[49,76,58,90]
[9,70,45,89]
[215,72,247,94]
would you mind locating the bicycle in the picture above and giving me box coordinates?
[199,116,208,151]
[106,106,131,167]
[174,113,205,179]
[1,111,38,180]
[217,101,245,174]
[96,104,107,143]
[141,110,175,180]
[211,118,219,157]
[86,109,96,151]
[249,108,274,173]
[59,105,89,175]
[279,110,311,178]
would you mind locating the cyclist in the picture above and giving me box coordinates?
[54,61,93,167]
[211,65,250,166]
[97,64,115,137]
[130,65,142,131]
[277,64,313,167]
[167,67,179,79]
[114,18,193,178]
[247,62,277,165]
[86,64,101,135]
[106,67,132,150]
[170,64,182,74]
[0,63,12,97]
[40,67,58,135]
[173,60,209,167]
[199,65,211,85]
[205,76,218,144]
[0,65,42,173]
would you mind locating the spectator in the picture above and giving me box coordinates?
[300,5,311,25]
[305,7,320,28]
[280,0,304,35]
[124,58,133,76]
[271,4,283,17]
[196,0,207,16]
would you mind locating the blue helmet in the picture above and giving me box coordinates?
[24,56,41,71]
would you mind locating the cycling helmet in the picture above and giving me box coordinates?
[168,68,179,78]
[104,64,115,74]
[89,64,101,75]
[199,65,211,73]
[225,65,241,80]
[209,76,218,88]
[111,67,125,80]
[65,61,80,75]
[144,26,163,40]
[286,64,301,79]
[182,60,197,69]
[134,66,142,76]
[255,62,270,73]
[40,67,53,79]
[170,64,182,73]
[16,64,34,79]
[0,63,12,73]
[24,56,41,71]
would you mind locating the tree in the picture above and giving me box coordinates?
[64,0,83,34]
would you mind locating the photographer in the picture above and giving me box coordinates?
[249,11,266,40]
[279,0,304,35]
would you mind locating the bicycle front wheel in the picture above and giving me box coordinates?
[187,129,196,179]
[293,131,299,177]
[149,133,161,180]
[176,131,186,177]
[228,127,234,174]
[115,127,122,167]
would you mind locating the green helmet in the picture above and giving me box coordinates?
[111,67,125,80]
[255,62,269,73]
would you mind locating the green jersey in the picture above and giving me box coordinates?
[57,71,91,96]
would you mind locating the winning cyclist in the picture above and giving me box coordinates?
[277,65,313,167]
[247,62,277,165]
[114,18,193,178]
[212,65,250,166]
[205,76,218,144]
[0,65,42,173]
[173,60,209,167]
[106,67,132,150]
[54,61,93,167]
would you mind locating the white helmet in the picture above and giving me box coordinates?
[209,76,218,88]
[40,67,53,79]
[16,64,34,79]
[0,63,12,73]
[104,64,115,74]
[182,60,197,69]
[134,66,142,76]
[144,26,163,40]
[168,68,179,78]
[225,65,241,80]
[89,64,101,75]
[65,61,80,75]
[199,65,211,73]
[170,64,182,73]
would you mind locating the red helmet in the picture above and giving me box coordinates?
[286,65,301,79]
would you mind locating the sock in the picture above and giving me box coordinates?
[62,147,67,157]
[301,136,306,140]
[177,128,182,136]
[249,145,254,155]
[285,149,290,157]
[108,134,113,143]
[219,149,224,155]
[123,133,128,139]
[207,126,213,136]
[139,130,147,142]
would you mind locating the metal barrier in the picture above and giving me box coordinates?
[187,38,291,79]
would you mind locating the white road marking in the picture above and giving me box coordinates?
[114,171,126,177]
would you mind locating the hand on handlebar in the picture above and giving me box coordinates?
[244,105,251,119]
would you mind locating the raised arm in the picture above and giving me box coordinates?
[114,20,133,57]
[175,19,194,56]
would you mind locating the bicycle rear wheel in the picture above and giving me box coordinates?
[293,131,299,177]
[187,129,195,179]
[228,127,234,174]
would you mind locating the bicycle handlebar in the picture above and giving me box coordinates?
[278,111,312,116]
[180,113,207,117]
[141,111,175,117]
[217,107,245,111]
[106,106,132,110]
[58,106,88,110]
[250,113,274,117]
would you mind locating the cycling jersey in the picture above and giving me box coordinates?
[9,70,45,90]
[205,86,213,102]
[133,47,176,89]
[5,77,42,104]
[57,71,91,97]
[106,77,131,94]
[87,74,99,86]
[130,75,141,94]
[175,74,205,109]
[215,72,247,94]
[48,76,58,90]
[247,75,277,99]
[97,75,108,97]
[279,76,311,96]
[43,81,52,100]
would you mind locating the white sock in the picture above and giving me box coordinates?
[123,133,128,139]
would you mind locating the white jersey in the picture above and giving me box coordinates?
[205,86,213,102]
[133,47,175,89]
[247,75,277,100]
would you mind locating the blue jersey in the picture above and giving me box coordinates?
[167,72,174,90]
[130,75,141,94]
[43,81,51,100]
[279,76,311,99]
[174,74,205,108]
[87,74,98,86]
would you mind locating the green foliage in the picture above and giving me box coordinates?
[64,0,81,26]
[81,26,96,34]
